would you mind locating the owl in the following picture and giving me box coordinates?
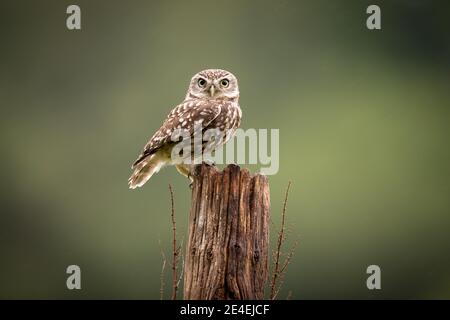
[128,69,242,189]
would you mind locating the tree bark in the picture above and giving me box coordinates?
[183,163,270,300]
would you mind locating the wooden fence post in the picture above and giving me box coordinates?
[183,163,270,300]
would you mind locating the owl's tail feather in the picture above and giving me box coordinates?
[128,154,165,189]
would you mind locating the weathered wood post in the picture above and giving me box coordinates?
[183,163,270,300]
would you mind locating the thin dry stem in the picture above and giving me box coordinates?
[279,239,298,275]
[273,239,299,299]
[269,181,292,300]
[169,184,179,300]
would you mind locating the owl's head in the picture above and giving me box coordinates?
[186,69,239,101]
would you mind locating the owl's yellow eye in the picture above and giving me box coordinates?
[197,78,207,88]
[220,79,230,87]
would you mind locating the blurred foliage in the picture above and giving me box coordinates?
[0,0,449,299]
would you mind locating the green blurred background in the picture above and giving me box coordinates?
[1,0,449,299]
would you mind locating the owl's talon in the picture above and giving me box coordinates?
[187,172,194,189]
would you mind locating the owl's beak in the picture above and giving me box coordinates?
[209,85,215,97]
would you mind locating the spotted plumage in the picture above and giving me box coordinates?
[128,69,241,189]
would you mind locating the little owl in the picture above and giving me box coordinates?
[128,69,242,189]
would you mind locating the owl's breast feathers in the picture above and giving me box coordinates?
[132,99,241,169]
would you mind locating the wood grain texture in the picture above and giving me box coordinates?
[183,163,270,300]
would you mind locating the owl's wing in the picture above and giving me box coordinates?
[132,100,222,168]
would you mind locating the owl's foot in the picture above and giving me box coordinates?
[187,172,194,189]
